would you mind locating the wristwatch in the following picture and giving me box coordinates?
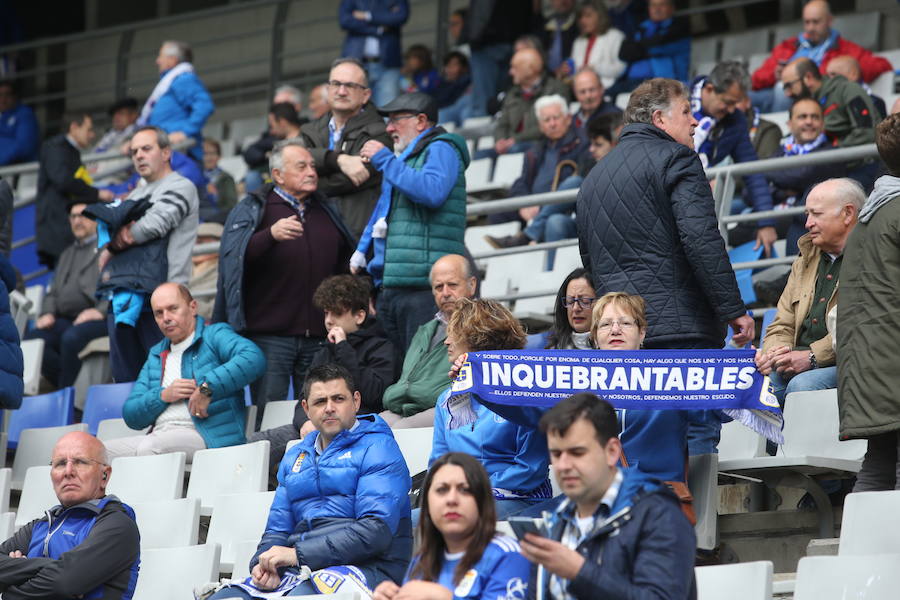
[808,352,818,370]
[198,382,213,398]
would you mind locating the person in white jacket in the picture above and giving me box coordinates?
[567,1,627,88]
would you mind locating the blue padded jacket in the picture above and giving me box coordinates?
[0,255,23,409]
[147,69,215,161]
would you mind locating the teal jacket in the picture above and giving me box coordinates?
[123,316,266,448]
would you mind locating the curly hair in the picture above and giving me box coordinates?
[312,275,371,315]
[877,113,900,176]
[624,78,688,126]
[447,298,526,352]
[589,292,648,342]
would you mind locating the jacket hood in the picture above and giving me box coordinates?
[858,175,900,223]
[299,413,393,453]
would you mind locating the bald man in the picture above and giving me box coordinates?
[826,55,888,118]
[0,432,140,599]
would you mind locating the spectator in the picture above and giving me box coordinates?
[736,94,782,163]
[208,363,411,598]
[546,268,596,350]
[214,139,355,422]
[433,51,473,126]
[756,178,862,408]
[106,282,265,460]
[692,61,778,255]
[372,453,531,600]
[488,48,570,157]
[579,111,621,174]
[93,97,139,154]
[448,8,468,51]
[401,44,439,95]
[249,273,398,471]
[94,125,200,383]
[242,102,305,194]
[35,111,114,269]
[564,1,626,88]
[380,254,476,428]
[483,94,586,248]
[750,0,892,113]
[203,138,237,216]
[190,222,224,321]
[542,0,579,74]
[139,40,215,162]
[338,0,409,106]
[0,253,21,408]
[826,55,888,119]
[303,58,393,237]
[0,79,38,166]
[571,67,622,138]
[520,393,696,599]
[606,0,648,38]
[356,92,469,352]
[0,432,140,598]
[25,203,108,389]
[610,0,690,96]
[307,83,330,120]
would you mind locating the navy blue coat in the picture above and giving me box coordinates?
[509,125,587,198]
[339,0,409,69]
[0,255,22,409]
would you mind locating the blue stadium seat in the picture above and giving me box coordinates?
[8,387,76,449]
[82,382,136,436]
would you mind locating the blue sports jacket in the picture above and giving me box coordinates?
[148,69,215,161]
[339,0,410,69]
[0,255,23,409]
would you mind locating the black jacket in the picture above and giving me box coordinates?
[35,135,100,267]
[576,123,745,347]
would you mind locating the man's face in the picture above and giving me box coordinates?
[548,418,620,509]
[202,141,219,170]
[701,82,743,121]
[449,13,464,42]
[788,99,825,144]
[573,71,604,114]
[825,58,860,83]
[802,1,832,46]
[150,284,197,344]
[324,308,364,335]
[509,51,540,88]
[647,0,674,23]
[112,107,138,132]
[68,203,96,241]
[431,261,476,318]
[589,135,613,162]
[272,145,318,199]
[0,85,14,113]
[69,116,96,150]
[327,63,371,115]
[302,378,361,445]
[155,45,180,74]
[781,64,813,101]
[655,97,697,148]
[443,57,464,82]
[537,103,571,142]
[130,130,171,182]
[386,112,427,153]
[805,189,849,252]
[309,86,329,119]
[51,434,109,508]
[268,113,289,139]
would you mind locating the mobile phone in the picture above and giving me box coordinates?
[508,516,546,541]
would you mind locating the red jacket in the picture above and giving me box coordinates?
[751,35,893,90]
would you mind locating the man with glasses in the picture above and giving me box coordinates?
[303,57,393,237]
[0,432,140,598]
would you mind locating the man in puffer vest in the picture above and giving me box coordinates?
[0,432,140,599]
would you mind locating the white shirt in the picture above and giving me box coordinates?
[155,332,197,429]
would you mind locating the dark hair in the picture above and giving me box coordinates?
[877,113,900,176]
[546,268,596,349]
[443,51,469,71]
[794,57,822,82]
[63,112,92,129]
[578,1,611,36]
[107,97,139,116]
[539,393,619,445]
[312,274,370,315]
[302,363,357,400]
[707,60,750,94]
[204,138,222,155]
[132,125,171,149]
[451,8,467,20]
[411,452,497,585]
[587,117,613,143]
[404,44,434,73]
[269,101,302,127]
[0,80,18,96]
[788,97,823,119]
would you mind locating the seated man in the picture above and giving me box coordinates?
[755,178,865,407]
[520,393,696,600]
[825,55,888,119]
[203,139,238,217]
[209,363,411,598]
[25,203,108,389]
[0,80,39,167]
[106,282,266,460]
[94,97,139,154]
[0,432,140,598]
[570,67,621,139]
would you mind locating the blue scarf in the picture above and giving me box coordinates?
[781,133,828,156]
[690,77,716,168]
[794,29,839,65]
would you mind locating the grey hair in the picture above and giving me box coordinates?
[133,125,170,149]
[269,137,307,173]
[819,177,866,212]
[330,57,369,87]
[275,84,303,106]
[707,60,750,94]
[312,83,329,102]
[624,78,688,125]
[534,94,569,119]
[161,40,192,63]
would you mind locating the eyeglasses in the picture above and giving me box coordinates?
[596,318,637,331]
[561,296,597,309]
[328,80,368,91]
[386,114,419,125]
[50,457,107,471]
[782,77,801,88]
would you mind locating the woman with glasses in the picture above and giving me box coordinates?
[545,268,597,350]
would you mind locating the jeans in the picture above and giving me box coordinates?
[108,309,163,383]
[365,62,401,107]
[438,92,474,126]
[376,287,436,355]
[469,43,512,117]
[24,317,108,387]
[247,334,325,426]
[523,175,583,243]
[208,579,318,598]
[853,432,900,492]
[748,85,792,113]
[767,366,837,409]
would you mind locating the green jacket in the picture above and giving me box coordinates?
[382,128,469,289]
[381,318,450,417]
[814,75,880,148]
[494,76,571,143]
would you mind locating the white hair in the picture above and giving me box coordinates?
[161,40,192,63]
[534,94,569,119]
[269,137,307,173]
[275,84,303,106]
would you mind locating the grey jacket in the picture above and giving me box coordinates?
[42,236,107,319]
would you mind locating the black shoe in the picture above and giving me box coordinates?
[484,232,530,249]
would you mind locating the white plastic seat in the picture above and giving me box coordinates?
[481,252,548,300]
[230,539,260,580]
[218,156,248,184]
[12,423,88,489]
[20,339,44,396]
[23,285,44,319]
[466,158,494,193]
[747,53,769,76]
[392,427,433,477]
[691,36,719,65]
[461,116,493,131]
[464,221,522,259]
[0,511,15,540]
[549,245,582,276]
[695,560,773,600]
[720,29,770,61]
[16,465,56,528]
[760,111,790,136]
[245,405,257,437]
[206,491,275,573]
[615,93,630,110]
[476,135,494,151]
[107,451,186,504]
[492,152,525,189]
[131,498,200,548]
[96,418,148,441]
[0,467,10,514]
[839,490,900,556]
[186,441,269,515]
[229,117,263,145]
[513,271,561,317]
[9,292,33,339]
[794,554,900,600]
[832,12,881,50]
[259,400,298,431]
[132,543,221,600]
[689,453,719,551]
[717,420,766,462]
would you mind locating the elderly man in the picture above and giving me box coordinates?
[25,203,108,389]
[750,0,892,113]
[207,363,411,598]
[302,58,393,237]
[307,84,329,120]
[214,139,355,421]
[0,432,140,599]
[106,282,265,460]
[0,80,39,166]
[355,92,469,352]
[94,97,140,154]
[139,40,215,161]
[379,253,475,428]
[756,178,863,407]
[242,86,309,186]
[826,55,888,118]
[571,67,621,138]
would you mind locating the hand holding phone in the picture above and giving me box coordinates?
[508,516,546,541]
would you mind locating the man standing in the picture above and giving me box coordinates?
[541,0,578,73]
[139,40,215,161]
[0,80,39,167]
[107,282,265,460]
[838,114,900,491]
[214,139,355,420]
[303,58,393,237]
[612,0,690,95]
[520,393,696,600]
[571,67,621,138]
[35,112,114,268]
[356,92,469,352]
[756,178,863,407]
[0,432,140,599]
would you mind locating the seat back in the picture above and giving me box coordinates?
[206,491,276,572]
[131,498,200,549]
[780,390,866,460]
[107,452,187,504]
[839,491,900,556]
[82,382,135,435]
[695,560,773,600]
[794,554,900,600]
[132,544,221,600]
[8,387,76,448]
[689,453,719,551]
[0,467,10,514]
[493,153,525,189]
[230,538,261,580]
[259,400,298,431]
[11,423,88,489]
[9,291,33,338]
[465,158,492,192]
[717,420,766,461]
[186,441,269,515]
[0,511,14,540]
[392,427,433,477]
[96,418,148,441]
[20,338,44,396]
[16,465,56,528]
